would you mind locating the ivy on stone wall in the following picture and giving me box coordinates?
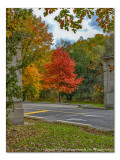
[6,8,33,113]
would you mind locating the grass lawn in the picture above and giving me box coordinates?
[6,118,114,152]
[29,100,55,104]
[70,102,104,107]
[93,104,104,107]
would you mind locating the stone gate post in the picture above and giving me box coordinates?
[103,56,114,108]
[7,42,24,125]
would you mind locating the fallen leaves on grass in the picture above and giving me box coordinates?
[6,118,114,152]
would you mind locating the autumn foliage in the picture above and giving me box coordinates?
[6,8,114,105]
[41,8,114,33]
[42,48,84,94]
[22,64,42,99]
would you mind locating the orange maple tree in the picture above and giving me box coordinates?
[42,48,84,102]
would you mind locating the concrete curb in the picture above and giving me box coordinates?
[75,104,106,110]
[80,106,106,110]
[56,120,113,131]
[24,115,44,120]
[55,102,70,105]
[56,120,91,127]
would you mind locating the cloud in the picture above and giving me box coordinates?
[79,28,88,32]
[33,8,105,48]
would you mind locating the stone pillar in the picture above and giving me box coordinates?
[8,42,24,125]
[103,56,114,108]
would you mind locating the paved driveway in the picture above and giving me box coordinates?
[23,102,114,131]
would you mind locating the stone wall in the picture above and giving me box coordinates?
[7,42,24,125]
[103,56,114,108]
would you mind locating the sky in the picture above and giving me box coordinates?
[33,8,106,49]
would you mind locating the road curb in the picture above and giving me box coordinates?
[56,120,113,131]
[56,120,91,127]
[55,102,70,105]
[24,115,44,120]
[80,106,106,110]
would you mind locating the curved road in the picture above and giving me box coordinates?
[23,102,114,131]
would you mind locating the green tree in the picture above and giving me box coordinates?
[56,34,108,102]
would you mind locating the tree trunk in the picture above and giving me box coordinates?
[59,92,61,103]
[31,91,32,101]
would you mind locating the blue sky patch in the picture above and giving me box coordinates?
[48,23,55,32]
[88,15,102,32]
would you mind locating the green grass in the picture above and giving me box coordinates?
[27,100,55,104]
[70,102,93,105]
[93,104,104,107]
[70,102,104,107]
[6,118,114,152]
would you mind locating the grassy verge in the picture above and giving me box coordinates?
[70,102,104,107]
[70,102,93,105]
[26,100,104,107]
[92,104,104,107]
[6,118,114,152]
[25,100,55,104]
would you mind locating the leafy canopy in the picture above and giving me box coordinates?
[22,64,42,97]
[40,8,114,33]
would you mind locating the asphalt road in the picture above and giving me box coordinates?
[23,102,114,131]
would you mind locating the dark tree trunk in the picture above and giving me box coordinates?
[31,91,32,101]
[59,92,61,103]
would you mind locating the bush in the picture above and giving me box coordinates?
[91,90,104,103]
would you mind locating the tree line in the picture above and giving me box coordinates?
[6,8,114,111]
